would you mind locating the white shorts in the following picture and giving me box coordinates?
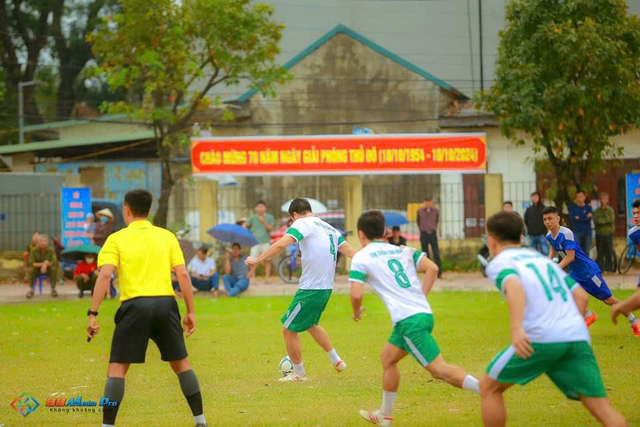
[250,243,270,259]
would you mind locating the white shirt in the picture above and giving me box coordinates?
[349,242,432,325]
[188,256,216,276]
[286,216,345,290]
[486,247,590,344]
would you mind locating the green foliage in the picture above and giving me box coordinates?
[90,0,288,226]
[476,0,640,209]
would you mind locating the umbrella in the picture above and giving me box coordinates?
[207,223,258,247]
[61,244,101,261]
[280,198,328,214]
[384,212,409,227]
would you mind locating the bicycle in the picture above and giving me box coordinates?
[278,242,302,284]
[618,242,640,274]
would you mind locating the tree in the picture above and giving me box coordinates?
[477,0,640,210]
[91,0,288,227]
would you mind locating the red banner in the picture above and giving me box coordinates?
[191,133,486,175]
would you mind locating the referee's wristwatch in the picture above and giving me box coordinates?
[87,309,99,317]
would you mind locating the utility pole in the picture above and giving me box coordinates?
[478,0,484,91]
[18,80,37,144]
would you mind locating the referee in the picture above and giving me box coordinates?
[87,189,207,427]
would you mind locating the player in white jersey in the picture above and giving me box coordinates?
[348,211,480,427]
[246,198,356,382]
[481,211,626,427]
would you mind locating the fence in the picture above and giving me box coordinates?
[0,193,61,251]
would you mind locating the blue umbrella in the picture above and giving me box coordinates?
[208,223,258,247]
[384,212,409,227]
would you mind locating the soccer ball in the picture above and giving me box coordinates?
[279,356,293,376]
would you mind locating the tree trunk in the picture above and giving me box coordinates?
[56,69,81,119]
[554,163,572,222]
[154,145,173,228]
[23,85,43,125]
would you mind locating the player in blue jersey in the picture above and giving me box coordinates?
[542,206,640,337]
[611,199,640,325]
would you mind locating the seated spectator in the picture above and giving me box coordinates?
[388,226,407,246]
[27,234,58,298]
[223,243,250,297]
[94,208,115,247]
[171,269,183,299]
[84,213,96,243]
[188,246,220,295]
[23,231,40,283]
[74,254,98,298]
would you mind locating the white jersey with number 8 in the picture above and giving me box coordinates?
[349,242,432,325]
[286,216,346,290]
[486,247,590,344]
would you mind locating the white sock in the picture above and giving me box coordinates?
[627,314,638,324]
[194,414,207,425]
[102,425,115,427]
[380,390,397,416]
[327,348,341,364]
[462,375,480,395]
[293,362,305,376]
[585,309,594,317]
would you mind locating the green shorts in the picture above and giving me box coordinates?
[388,313,440,366]
[281,289,332,332]
[486,341,607,400]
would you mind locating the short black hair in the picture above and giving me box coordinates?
[256,200,266,207]
[357,210,386,240]
[486,211,523,244]
[633,199,640,209]
[576,190,586,196]
[124,189,152,217]
[503,201,513,207]
[542,206,559,216]
[197,246,208,254]
[424,196,433,202]
[288,198,312,216]
[391,225,401,232]
[231,242,241,249]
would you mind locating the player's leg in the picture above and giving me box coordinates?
[589,274,639,333]
[547,341,626,427]
[151,297,207,426]
[425,354,479,393]
[308,325,346,371]
[282,327,306,380]
[103,363,130,427]
[359,343,407,426]
[479,375,514,427]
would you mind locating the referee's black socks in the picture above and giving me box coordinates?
[102,376,124,426]
[178,369,205,420]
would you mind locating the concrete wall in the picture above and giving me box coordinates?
[58,122,146,140]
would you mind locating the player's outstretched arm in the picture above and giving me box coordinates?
[557,249,575,269]
[338,242,357,258]
[611,290,640,324]
[174,264,196,337]
[503,277,533,359]
[246,235,295,268]
[87,264,116,340]
[571,286,588,317]
[417,255,439,296]
[350,282,365,321]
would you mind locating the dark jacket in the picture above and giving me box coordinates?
[524,204,546,236]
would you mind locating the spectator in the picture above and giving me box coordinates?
[524,192,548,255]
[22,231,40,282]
[569,190,593,252]
[74,253,98,298]
[235,218,247,227]
[26,234,58,298]
[594,192,616,272]
[188,246,221,295]
[417,197,442,277]
[387,226,407,246]
[223,243,250,297]
[502,201,521,217]
[245,201,275,282]
[93,208,115,247]
[84,213,96,243]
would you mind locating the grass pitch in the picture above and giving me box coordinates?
[1,291,638,426]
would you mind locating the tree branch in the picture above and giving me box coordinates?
[177,66,224,127]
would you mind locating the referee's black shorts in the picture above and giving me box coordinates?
[109,296,188,363]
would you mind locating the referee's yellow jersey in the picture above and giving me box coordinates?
[98,220,185,301]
